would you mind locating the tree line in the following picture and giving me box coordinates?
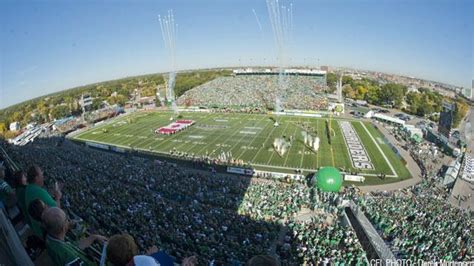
[0,70,231,138]
[336,75,468,127]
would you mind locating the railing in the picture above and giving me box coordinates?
[343,200,397,265]
[0,207,34,265]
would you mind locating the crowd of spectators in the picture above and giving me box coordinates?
[278,218,367,265]
[361,180,472,261]
[3,133,472,264]
[4,136,368,264]
[177,75,328,110]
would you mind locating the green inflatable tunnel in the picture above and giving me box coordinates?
[314,167,343,192]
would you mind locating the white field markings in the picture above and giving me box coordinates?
[152,112,216,152]
[283,118,301,167]
[316,119,320,168]
[82,112,198,150]
[113,115,168,147]
[148,113,216,151]
[101,112,160,140]
[193,114,255,156]
[188,114,241,155]
[235,118,273,160]
[298,116,311,169]
[248,119,281,163]
[75,132,391,178]
[74,112,141,140]
[75,111,191,152]
[359,121,398,178]
[75,113,151,144]
[265,119,293,165]
[227,115,269,157]
[125,111,210,150]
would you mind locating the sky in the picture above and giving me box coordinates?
[0,0,473,109]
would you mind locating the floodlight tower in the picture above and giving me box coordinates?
[80,94,92,122]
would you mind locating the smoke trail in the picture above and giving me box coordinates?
[252,9,263,34]
[266,0,293,112]
[158,10,178,113]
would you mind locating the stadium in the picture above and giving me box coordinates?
[71,107,410,184]
[2,65,472,265]
[0,1,473,266]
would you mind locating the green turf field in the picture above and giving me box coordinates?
[72,111,411,183]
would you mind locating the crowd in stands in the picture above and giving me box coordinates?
[361,180,472,261]
[2,137,368,265]
[177,75,328,110]
[278,218,366,265]
[1,134,472,264]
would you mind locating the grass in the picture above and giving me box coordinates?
[72,111,412,184]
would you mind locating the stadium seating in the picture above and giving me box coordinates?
[1,136,472,263]
[177,75,328,110]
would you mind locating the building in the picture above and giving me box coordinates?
[369,113,405,127]
[9,122,20,131]
[320,65,329,72]
[350,106,370,117]
[403,125,423,143]
[80,94,93,110]
[443,158,462,187]
[438,101,456,138]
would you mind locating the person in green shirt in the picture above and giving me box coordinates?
[25,165,62,238]
[42,207,107,266]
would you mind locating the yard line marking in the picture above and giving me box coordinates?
[236,116,273,159]
[249,121,280,163]
[193,113,254,156]
[140,112,214,152]
[265,119,292,165]
[283,118,300,167]
[298,116,307,169]
[359,121,398,178]
[228,115,269,157]
[162,113,217,152]
[330,122,335,167]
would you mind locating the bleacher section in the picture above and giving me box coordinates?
[177,74,328,110]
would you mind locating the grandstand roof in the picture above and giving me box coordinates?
[233,68,326,76]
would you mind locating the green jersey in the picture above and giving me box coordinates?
[46,235,94,266]
[25,184,57,237]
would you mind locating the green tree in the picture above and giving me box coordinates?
[365,85,381,104]
[380,83,407,108]
[453,100,469,128]
[326,73,337,90]
[50,105,71,119]
[91,98,103,110]
[342,84,356,99]
[0,123,6,134]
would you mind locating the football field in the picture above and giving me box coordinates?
[72,111,411,183]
